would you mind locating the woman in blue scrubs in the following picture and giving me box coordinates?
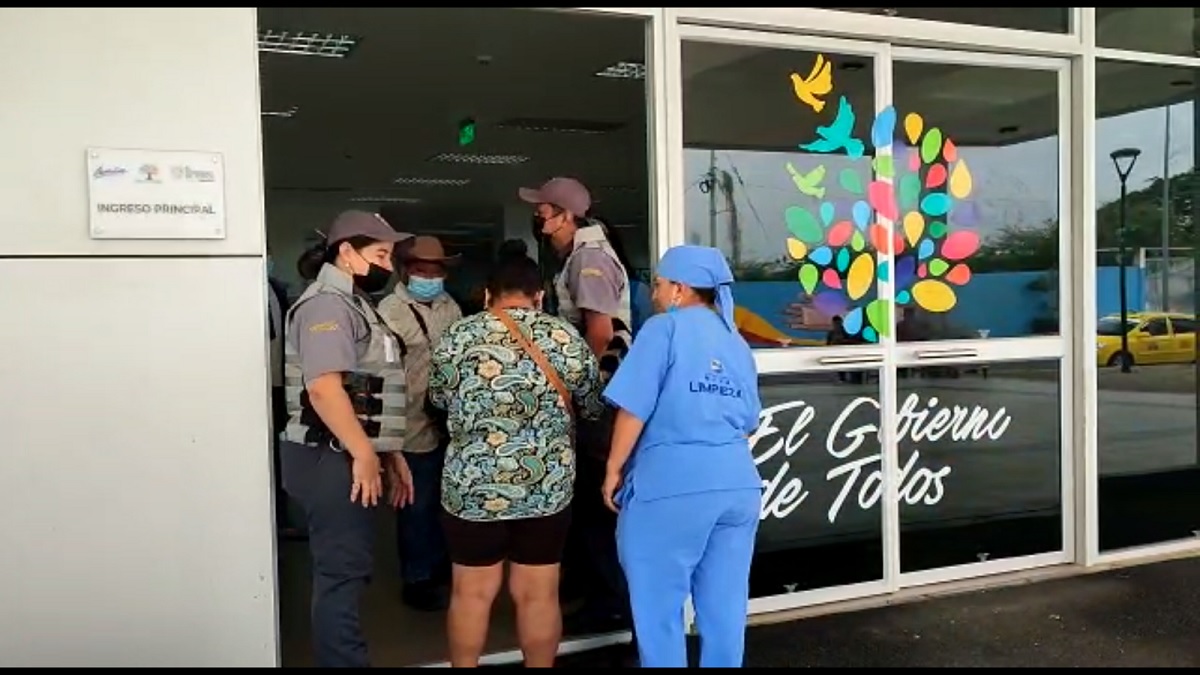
[601,245,763,668]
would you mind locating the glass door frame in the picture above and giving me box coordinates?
[665,24,898,617]
[889,46,1076,589]
[663,22,1076,617]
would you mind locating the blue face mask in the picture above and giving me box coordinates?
[407,275,445,302]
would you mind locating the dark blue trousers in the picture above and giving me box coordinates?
[280,441,376,668]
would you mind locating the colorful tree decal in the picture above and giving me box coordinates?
[784,56,981,343]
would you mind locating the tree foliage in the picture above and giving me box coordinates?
[974,170,1200,273]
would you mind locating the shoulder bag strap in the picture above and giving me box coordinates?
[489,308,574,424]
[407,304,432,341]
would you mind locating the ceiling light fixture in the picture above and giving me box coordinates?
[595,61,646,80]
[428,152,529,166]
[261,105,299,119]
[392,177,472,187]
[495,118,625,135]
[257,30,360,58]
[349,196,422,204]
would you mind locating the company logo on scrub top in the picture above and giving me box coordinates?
[688,371,742,398]
[92,165,127,179]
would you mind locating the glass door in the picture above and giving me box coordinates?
[672,25,898,611]
[886,47,1074,586]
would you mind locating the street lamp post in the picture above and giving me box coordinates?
[1111,147,1142,373]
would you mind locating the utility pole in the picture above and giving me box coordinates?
[1161,103,1172,311]
[720,169,740,267]
[707,149,718,247]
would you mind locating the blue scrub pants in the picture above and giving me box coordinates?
[617,488,760,668]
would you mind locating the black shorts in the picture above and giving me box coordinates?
[441,507,573,567]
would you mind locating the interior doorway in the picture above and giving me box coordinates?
[672,24,1074,612]
[257,7,654,666]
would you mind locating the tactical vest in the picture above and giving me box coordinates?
[282,265,408,453]
[554,223,633,333]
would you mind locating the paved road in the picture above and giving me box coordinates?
[554,556,1200,668]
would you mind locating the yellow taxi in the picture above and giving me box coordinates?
[1096,311,1197,368]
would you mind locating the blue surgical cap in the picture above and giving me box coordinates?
[657,245,736,332]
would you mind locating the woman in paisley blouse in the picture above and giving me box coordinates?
[428,251,605,668]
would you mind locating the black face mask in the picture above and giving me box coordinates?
[354,262,393,295]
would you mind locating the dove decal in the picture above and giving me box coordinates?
[790,54,834,114]
[786,163,826,199]
[798,96,865,160]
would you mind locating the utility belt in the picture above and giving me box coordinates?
[298,371,386,448]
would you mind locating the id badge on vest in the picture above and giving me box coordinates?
[384,334,400,363]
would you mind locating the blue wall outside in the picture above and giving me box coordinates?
[631,266,1146,339]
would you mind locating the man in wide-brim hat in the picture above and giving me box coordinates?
[377,235,464,612]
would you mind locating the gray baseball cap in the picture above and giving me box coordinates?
[326,210,413,244]
[518,177,592,217]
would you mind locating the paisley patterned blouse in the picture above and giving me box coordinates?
[429,308,605,522]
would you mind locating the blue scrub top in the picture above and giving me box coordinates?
[603,306,763,502]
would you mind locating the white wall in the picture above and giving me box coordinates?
[0,8,277,667]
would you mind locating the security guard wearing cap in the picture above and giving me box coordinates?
[518,177,635,639]
[278,209,416,668]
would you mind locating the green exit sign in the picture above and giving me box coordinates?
[458,118,476,146]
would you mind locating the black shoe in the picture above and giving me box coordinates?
[402,581,450,612]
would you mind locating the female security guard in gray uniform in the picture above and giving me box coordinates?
[279,210,417,668]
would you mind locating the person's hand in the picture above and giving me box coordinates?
[350,451,383,507]
[601,470,623,514]
[782,293,833,332]
[386,453,415,509]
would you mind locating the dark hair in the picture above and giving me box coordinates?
[486,253,543,300]
[694,287,717,306]
[320,235,380,265]
[296,241,325,282]
[497,238,529,261]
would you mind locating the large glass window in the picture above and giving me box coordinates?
[830,8,1070,34]
[890,59,1061,343]
[898,360,1063,573]
[682,42,882,350]
[1097,9,1200,58]
[1095,60,1200,552]
[751,371,884,595]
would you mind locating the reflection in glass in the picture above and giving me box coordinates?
[749,370,883,595]
[892,61,1060,342]
[896,361,1062,572]
[1095,60,1200,552]
[682,43,882,350]
[829,7,1070,34]
[1097,9,1200,58]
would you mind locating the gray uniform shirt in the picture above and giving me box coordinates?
[288,294,371,385]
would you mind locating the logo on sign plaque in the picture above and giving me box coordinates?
[86,147,227,241]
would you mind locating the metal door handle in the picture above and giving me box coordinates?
[818,354,884,366]
[915,348,979,360]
